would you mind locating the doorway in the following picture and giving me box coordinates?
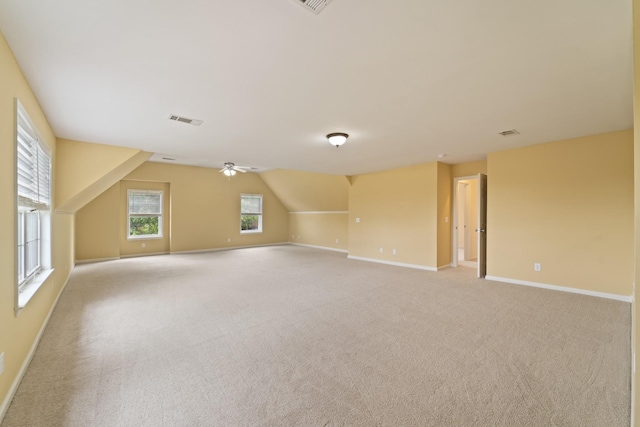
[452,174,487,277]
[456,181,475,267]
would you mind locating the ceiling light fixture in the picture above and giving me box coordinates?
[223,169,236,177]
[327,132,348,148]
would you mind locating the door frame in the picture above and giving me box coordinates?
[452,174,486,276]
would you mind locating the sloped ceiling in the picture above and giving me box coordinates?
[260,170,349,212]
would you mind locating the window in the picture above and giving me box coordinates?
[241,194,262,233]
[128,190,163,238]
[16,99,52,306]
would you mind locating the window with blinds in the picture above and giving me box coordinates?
[16,100,52,292]
[17,104,51,209]
[128,190,163,238]
[240,194,262,233]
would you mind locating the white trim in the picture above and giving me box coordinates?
[120,251,170,259]
[289,211,348,215]
[485,275,632,303]
[289,243,348,253]
[17,268,54,310]
[631,281,636,427]
[347,255,437,271]
[1,271,72,424]
[171,242,289,255]
[240,194,263,233]
[75,257,121,265]
[127,189,163,240]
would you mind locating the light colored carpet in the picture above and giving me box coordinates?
[2,245,630,426]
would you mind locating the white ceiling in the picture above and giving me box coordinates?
[0,0,633,175]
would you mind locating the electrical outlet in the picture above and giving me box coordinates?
[445,217,448,223]
[0,353,4,375]
[141,243,146,248]
[379,248,383,253]
[335,239,339,243]
[356,218,360,223]
[534,263,541,271]
[392,249,397,255]
[227,238,231,243]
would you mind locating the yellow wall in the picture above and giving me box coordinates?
[75,162,289,260]
[437,162,452,268]
[487,129,634,297]
[0,31,74,414]
[56,138,149,212]
[260,169,350,251]
[348,162,438,268]
[289,213,348,251]
[452,160,487,178]
[75,183,120,261]
[632,0,640,422]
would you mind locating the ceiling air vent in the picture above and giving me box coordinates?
[498,129,520,136]
[292,0,333,14]
[168,114,203,126]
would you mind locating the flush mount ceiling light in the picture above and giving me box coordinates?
[327,132,348,148]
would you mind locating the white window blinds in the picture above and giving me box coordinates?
[17,102,51,209]
[128,191,162,215]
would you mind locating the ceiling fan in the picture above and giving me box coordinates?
[219,162,253,177]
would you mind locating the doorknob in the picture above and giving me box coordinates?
[475,229,486,233]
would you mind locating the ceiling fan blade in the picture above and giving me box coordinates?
[233,167,247,173]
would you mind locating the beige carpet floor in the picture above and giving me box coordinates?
[2,245,631,426]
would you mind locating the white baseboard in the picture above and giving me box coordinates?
[289,243,348,253]
[485,275,632,303]
[347,255,437,272]
[75,256,120,264]
[171,242,289,255]
[120,252,169,259]
[0,270,72,423]
[631,282,636,427]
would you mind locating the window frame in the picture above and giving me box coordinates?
[127,189,164,240]
[15,99,53,311]
[240,194,263,234]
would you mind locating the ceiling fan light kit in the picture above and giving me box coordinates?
[327,132,348,148]
[219,162,252,179]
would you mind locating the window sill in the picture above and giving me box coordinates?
[127,235,163,241]
[240,230,263,234]
[18,268,54,310]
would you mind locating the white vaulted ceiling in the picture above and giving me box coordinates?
[0,0,632,175]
